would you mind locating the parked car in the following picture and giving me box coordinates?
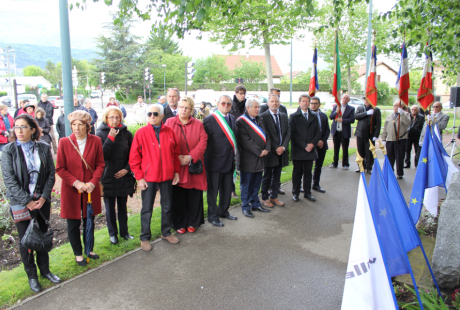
[442,101,454,109]
[0,96,12,107]
[246,94,268,104]
[194,89,217,108]
[91,91,102,99]
[19,94,37,105]
[48,96,61,109]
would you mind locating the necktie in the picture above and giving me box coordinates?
[224,115,230,126]
[304,113,308,121]
[173,110,177,116]
[313,111,321,127]
[274,113,282,145]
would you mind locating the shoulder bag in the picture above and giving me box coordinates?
[21,209,53,253]
[179,125,203,175]
[68,138,104,196]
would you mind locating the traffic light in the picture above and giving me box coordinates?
[149,73,154,84]
[100,72,105,84]
[72,67,78,86]
[144,68,150,81]
[187,62,195,80]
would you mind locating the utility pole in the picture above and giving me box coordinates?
[185,61,188,95]
[289,39,293,107]
[364,0,373,94]
[6,46,12,97]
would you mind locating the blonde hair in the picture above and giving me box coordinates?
[180,96,195,110]
[102,106,124,123]
[0,104,7,111]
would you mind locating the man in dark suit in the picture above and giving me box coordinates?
[290,94,322,202]
[163,88,180,123]
[203,95,238,227]
[405,105,424,168]
[354,98,381,173]
[259,88,288,115]
[260,94,290,207]
[235,98,271,218]
[329,94,355,169]
[310,96,330,193]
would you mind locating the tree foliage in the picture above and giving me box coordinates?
[232,58,266,83]
[23,65,44,77]
[143,49,191,85]
[146,25,182,55]
[193,55,230,83]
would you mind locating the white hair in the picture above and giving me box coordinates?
[245,98,260,108]
[393,100,402,106]
[149,103,164,115]
[218,94,232,103]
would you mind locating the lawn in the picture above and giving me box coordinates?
[0,148,356,307]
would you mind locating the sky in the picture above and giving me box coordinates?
[0,0,397,74]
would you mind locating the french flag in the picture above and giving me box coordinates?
[309,47,319,97]
[417,43,434,111]
[395,43,410,106]
[365,45,378,107]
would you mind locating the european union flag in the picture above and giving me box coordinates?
[368,160,411,277]
[382,156,420,252]
[409,126,445,223]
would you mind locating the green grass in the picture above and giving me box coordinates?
[0,147,356,307]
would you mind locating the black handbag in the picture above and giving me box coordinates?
[179,125,203,175]
[21,209,53,253]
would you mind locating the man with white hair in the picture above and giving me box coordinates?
[164,88,180,123]
[129,104,181,250]
[381,100,411,179]
[133,95,147,124]
[419,101,449,146]
[405,105,424,168]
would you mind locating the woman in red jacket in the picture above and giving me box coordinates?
[165,96,208,234]
[0,105,14,150]
[56,111,105,266]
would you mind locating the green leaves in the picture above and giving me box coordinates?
[197,8,206,21]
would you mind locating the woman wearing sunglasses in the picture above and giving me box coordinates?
[1,114,60,292]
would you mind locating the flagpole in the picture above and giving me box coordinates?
[364,0,373,94]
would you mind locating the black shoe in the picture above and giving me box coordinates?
[43,272,61,284]
[75,258,87,267]
[251,206,270,212]
[366,169,372,174]
[121,234,134,240]
[242,210,254,218]
[211,220,224,227]
[312,186,326,193]
[404,165,410,168]
[355,169,361,173]
[110,236,118,244]
[28,278,42,293]
[304,194,317,202]
[88,253,100,260]
[278,188,286,195]
[397,175,404,179]
[292,195,300,202]
[225,214,237,220]
[300,187,304,193]
[329,164,337,168]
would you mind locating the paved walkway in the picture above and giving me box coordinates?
[15,149,439,309]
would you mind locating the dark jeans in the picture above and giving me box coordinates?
[104,196,128,237]
[14,203,51,279]
[240,171,263,211]
[405,137,420,167]
[292,160,314,196]
[313,146,327,187]
[261,155,282,200]
[357,137,375,170]
[387,139,406,177]
[140,180,173,240]
[90,126,95,135]
[206,170,233,222]
[67,216,95,256]
[171,186,204,229]
[332,131,350,167]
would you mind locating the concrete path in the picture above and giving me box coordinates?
[16,150,425,310]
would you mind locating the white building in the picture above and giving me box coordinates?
[356,62,398,90]
[0,76,52,95]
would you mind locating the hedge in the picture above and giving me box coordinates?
[147,83,332,93]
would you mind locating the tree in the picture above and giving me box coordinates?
[280,69,312,84]
[146,25,182,55]
[143,49,191,85]
[232,58,266,83]
[23,65,44,76]
[193,55,230,83]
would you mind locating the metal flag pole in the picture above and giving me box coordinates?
[364,0,373,94]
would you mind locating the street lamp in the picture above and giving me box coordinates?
[162,64,166,96]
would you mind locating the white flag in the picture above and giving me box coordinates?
[341,175,398,310]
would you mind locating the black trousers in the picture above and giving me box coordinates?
[387,139,406,177]
[292,160,314,196]
[90,126,95,135]
[171,186,204,229]
[405,137,421,167]
[14,203,51,279]
[67,215,95,256]
[313,146,327,187]
[261,155,283,200]
[104,196,128,237]
[357,137,375,170]
[206,170,233,222]
[332,131,350,167]
[140,180,173,240]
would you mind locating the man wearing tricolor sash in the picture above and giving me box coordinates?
[235,98,271,218]
[203,95,239,227]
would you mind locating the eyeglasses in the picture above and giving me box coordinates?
[237,92,246,95]
[108,116,121,120]
[147,112,159,117]
[178,105,192,111]
[433,106,442,108]
[310,102,320,105]
[220,102,232,106]
[14,126,33,131]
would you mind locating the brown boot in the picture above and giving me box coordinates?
[161,235,180,244]
[231,192,239,199]
[140,240,152,251]
[261,199,274,208]
[270,198,285,206]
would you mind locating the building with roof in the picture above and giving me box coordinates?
[0,76,52,96]
[222,54,284,84]
[356,61,398,91]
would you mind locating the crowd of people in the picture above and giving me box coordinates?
[0,84,453,293]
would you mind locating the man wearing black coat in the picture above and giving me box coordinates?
[259,88,288,115]
[236,98,271,218]
[290,94,322,202]
[354,99,381,173]
[260,94,290,208]
[203,95,238,227]
[310,96,331,193]
[405,105,424,168]
[56,109,66,140]
[38,93,57,153]
[85,99,98,135]
[329,94,355,169]
[163,88,180,123]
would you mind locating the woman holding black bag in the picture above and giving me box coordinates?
[165,96,208,234]
[1,114,60,293]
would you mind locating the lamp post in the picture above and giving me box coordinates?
[162,64,166,96]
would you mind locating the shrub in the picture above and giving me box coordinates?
[0,91,7,97]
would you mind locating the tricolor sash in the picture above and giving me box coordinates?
[238,114,266,143]
[212,111,237,152]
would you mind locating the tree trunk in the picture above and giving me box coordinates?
[347,66,352,94]
[263,33,274,92]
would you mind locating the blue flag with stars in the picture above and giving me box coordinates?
[409,126,445,223]
[368,160,411,277]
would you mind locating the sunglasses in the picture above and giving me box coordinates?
[147,112,159,117]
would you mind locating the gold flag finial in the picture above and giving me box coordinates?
[378,139,387,155]
[355,151,365,172]
[369,140,377,159]
[433,114,438,124]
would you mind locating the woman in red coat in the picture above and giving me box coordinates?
[165,96,208,233]
[0,104,14,150]
[56,110,105,266]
